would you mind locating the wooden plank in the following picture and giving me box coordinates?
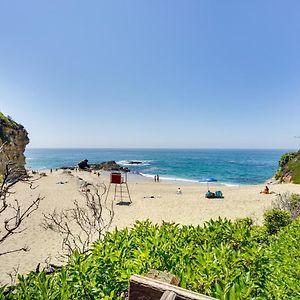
[129,274,216,300]
[160,291,177,300]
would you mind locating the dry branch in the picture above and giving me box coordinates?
[272,192,300,219]
[0,152,42,257]
[43,182,114,258]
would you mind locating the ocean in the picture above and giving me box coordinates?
[25,148,290,186]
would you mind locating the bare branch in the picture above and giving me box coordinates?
[0,149,43,256]
[7,265,19,286]
[43,182,114,258]
[0,196,42,244]
[0,246,29,257]
[272,192,300,220]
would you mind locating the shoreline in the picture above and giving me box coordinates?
[27,167,259,187]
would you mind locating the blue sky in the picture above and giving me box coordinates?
[0,1,299,148]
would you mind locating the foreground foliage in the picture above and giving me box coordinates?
[263,208,292,235]
[2,218,300,300]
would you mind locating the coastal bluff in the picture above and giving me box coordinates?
[0,112,29,175]
[275,150,300,184]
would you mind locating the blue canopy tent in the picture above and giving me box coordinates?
[200,177,218,191]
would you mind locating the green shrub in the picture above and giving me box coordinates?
[275,151,300,184]
[290,193,300,210]
[0,112,18,128]
[0,112,18,142]
[264,209,292,235]
[265,220,300,299]
[278,152,296,169]
[3,218,300,299]
[287,159,300,184]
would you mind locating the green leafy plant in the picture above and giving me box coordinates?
[0,112,19,128]
[275,151,300,184]
[2,218,300,299]
[278,152,296,169]
[263,208,292,235]
[290,193,300,211]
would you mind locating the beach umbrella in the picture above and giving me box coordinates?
[200,177,218,190]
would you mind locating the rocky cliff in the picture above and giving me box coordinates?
[0,112,29,175]
[275,150,300,184]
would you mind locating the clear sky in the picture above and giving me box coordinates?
[0,1,299,149]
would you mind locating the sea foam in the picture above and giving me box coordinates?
[117,160,153,167]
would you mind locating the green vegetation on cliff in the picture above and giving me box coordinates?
[2,217,300,299]
[275,151,300,184]
[0,112,20,142]
[0,112,19,128]
[0,112,29,175]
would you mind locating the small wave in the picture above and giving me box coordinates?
[199,181,239,187]
[117,160,153,167]
[219,182,239,187]
[140,173,240,186]
[140,173,199,183]
[228,160,266,167]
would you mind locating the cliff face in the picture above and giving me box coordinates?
[275,151,300,184]
[0,113,29,175]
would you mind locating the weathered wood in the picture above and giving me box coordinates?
[160,290,177,300]
[129,274,216,300]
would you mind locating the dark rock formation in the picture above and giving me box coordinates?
[0,112,29,176]
[78,159,90,169]
[90,160,129,172]
[60,166,75,170]
[275,150,300,184]
[63,160,129,172]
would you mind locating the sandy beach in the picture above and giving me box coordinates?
[1,169,300,285]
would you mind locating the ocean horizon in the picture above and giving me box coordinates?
[25,148,292,186]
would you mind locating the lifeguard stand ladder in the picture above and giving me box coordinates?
[105,172,132,204]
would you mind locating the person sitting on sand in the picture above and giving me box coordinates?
[177,188,182,195]
[260,185,272,194]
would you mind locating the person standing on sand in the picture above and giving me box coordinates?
[157,174,160,182]
[154,175,157,182]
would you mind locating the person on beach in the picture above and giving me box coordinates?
[154,175,157,182]
[177,187,182,194]
[157,174,160,182]
[260,186,272,194]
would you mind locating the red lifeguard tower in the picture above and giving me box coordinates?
[105,172,132,204]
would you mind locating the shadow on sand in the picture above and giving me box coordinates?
[116,201,132,206]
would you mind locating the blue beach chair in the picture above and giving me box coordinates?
[205,190,224,199]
